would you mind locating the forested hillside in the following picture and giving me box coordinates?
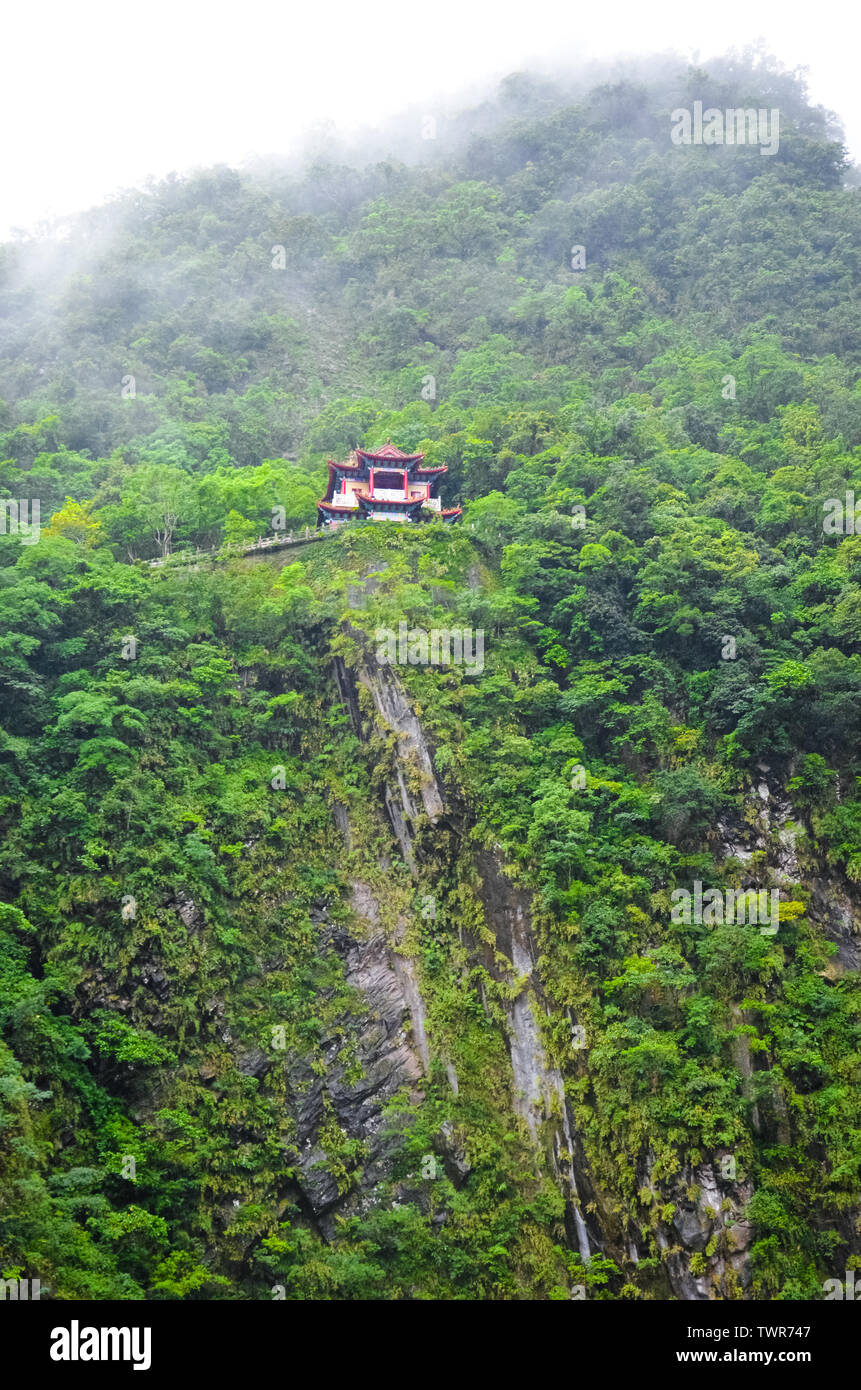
[1,52,860,1301]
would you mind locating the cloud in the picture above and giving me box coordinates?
[3,0,856,238]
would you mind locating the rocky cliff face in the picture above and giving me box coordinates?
[304,649,860,1298]
[324,651,742,1296]
[285,907,426,1235]
[718,770,861,975]
[267,658,442,1235]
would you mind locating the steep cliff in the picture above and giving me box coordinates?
[326,643,763,1299]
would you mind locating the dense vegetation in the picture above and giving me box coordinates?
[1,51,859,1300]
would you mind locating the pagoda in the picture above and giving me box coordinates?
[316,443,462,527]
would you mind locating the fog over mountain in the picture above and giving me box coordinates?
[4,0,860,237]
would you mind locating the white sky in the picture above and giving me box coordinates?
[2,0,858,239]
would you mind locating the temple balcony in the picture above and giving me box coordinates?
[371,487,409,502]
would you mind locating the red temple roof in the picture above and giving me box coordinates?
[358,443,425,463]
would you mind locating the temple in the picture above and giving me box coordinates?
[316,443,462,526]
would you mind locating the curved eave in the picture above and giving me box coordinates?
[317,500,358,514]
[358,449,425,465]
[357,496,425,515]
